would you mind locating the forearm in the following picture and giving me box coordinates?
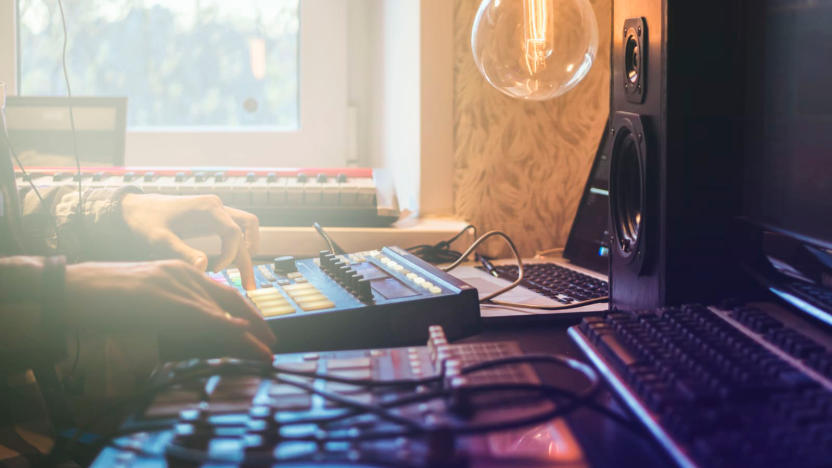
[20,185,143,261]
[0,256,61,373]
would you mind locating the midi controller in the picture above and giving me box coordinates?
[90,326,585,467]
[212,247,482,353]
[15,166,399,227]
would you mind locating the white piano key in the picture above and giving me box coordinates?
[338,183,359,205]
[303,181,323,206]
[249,181,269,206]
[285,178,305,205]
[212,180,236,205]
[267,178,286,205]
[156,176,180,195]
[321,180,341,205]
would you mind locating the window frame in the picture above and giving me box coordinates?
[2,0,350,168]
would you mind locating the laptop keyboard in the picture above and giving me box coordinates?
[486,263,608,304]
[569,304,832,468]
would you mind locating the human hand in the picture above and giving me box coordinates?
[65,259,276,360]
[121,193,260,290]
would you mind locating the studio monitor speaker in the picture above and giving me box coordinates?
[608,0,747,311]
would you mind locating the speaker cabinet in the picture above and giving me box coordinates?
[608,0,746,310]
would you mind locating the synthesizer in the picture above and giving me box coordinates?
[90,325,586,467]
[15,167,399,227]
[212,247,482,353]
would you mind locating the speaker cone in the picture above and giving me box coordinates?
[610,127,644,260]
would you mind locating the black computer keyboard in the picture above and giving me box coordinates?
[487,263,608,304]
[91,326,585,467]
[569,304,832,468]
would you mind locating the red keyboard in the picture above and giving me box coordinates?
[16,167,399,227]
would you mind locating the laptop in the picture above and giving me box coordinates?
[450,122,613,319]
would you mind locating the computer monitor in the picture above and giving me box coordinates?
[741,0,832,325]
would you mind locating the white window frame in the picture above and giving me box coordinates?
[1,0,349,168]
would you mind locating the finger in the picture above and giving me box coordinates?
[204,205,245,273]
[225,207,260,256]
[236,246,257,292]
[150,229,209,271]
[200,277,277,347]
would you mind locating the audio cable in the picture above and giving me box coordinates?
[445,230,610,310]
[93,352,618,466]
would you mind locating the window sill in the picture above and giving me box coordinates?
[186,217,475,259]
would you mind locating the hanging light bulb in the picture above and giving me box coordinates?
[472,0,599,101]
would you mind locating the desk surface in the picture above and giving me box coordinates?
[465,319,675,468]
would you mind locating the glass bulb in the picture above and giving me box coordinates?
[471,0,599,101]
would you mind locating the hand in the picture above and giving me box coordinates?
[121,193,260,290]
[65,260,277,360]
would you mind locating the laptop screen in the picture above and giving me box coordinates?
[564,121,611,275]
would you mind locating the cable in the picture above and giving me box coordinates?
[92,352,648,465]
[313,221,346,255]
[406,224,478,264]
[56,0,83,226]
[442,230,525,302]
[486,295,609,310]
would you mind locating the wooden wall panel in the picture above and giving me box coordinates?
[452,0,611,256]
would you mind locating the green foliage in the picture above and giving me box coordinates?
[18,0,299,128]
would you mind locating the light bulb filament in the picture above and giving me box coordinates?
[523,0,550,75]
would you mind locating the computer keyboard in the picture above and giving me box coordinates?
[91,326,585,467]
[569,304,832,468]
[487,263,608,304]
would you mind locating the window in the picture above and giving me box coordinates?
[7,0,349,167]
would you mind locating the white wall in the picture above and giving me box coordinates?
[0,0,17,94]
[358,0,454,217]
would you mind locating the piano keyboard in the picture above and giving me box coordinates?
[15,167,399,227]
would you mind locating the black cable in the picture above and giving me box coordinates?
[312,221,346,254]
[56,0,83,227]
[273,375,426,431]
[406,224,478,264]
[92,352,650,467]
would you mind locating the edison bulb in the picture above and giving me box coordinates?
[472,0,598,101]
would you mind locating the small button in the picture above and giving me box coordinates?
[428,286,442,294]
[329,368,371,380]
[268,384,308,397]
[269,394,312,411]
[326,357,371,370]
[276,361,318,373]
[296,299,335,311]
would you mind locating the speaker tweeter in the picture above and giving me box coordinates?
[623,17,646,104]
